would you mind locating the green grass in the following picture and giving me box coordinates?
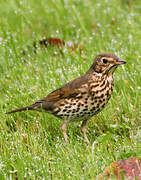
[0,0,141,179]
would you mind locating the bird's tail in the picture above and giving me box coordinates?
[5,103,40,114]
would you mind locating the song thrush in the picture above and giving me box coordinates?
[6,53,127,143]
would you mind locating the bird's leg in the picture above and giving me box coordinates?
[81,120,90,144]
[61,121,68,143]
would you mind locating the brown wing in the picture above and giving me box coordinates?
[42,73,90,102]
[6,73,92,114]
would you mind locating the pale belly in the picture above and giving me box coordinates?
[54,89,112,121]
[53,75,114,122]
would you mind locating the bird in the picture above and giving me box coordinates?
[6,53,127,143]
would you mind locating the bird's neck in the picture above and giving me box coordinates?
[91,71,103,80]
[91,71,114,85]
[107,74,114,84]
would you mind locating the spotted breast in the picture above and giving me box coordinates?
[52,73,114,122]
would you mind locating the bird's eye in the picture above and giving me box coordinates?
[103,59,108,64]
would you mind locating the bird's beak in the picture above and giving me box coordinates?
[116,59,127,65]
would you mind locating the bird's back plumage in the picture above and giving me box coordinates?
[6,73,91,114]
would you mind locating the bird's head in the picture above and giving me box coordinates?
[90,53,127,75]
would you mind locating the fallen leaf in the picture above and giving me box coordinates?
[98,157,141,179]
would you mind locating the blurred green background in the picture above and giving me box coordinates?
[0,0,141,179]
